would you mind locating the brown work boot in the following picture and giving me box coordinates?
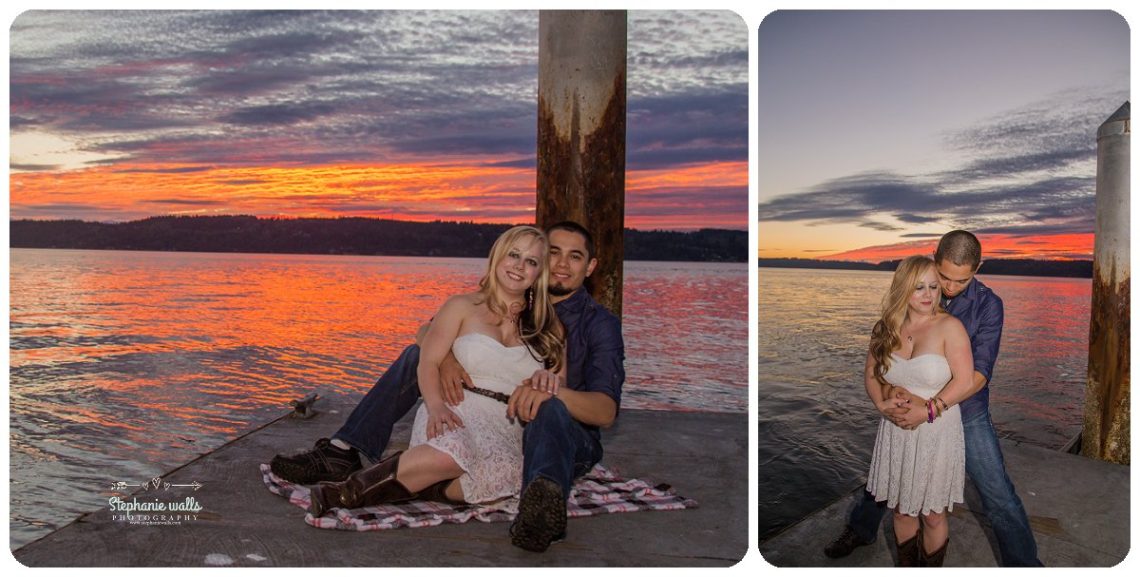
[824,526,872,559]
[510,477,567,552]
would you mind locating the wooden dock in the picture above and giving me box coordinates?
[759,438,1129,567]
[12,397,747,567]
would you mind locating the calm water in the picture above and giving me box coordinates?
[8,249,747,549]
[758,267,1090,542]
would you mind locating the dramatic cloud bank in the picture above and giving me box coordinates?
[758,90,1127,251]
[9,10,748,229]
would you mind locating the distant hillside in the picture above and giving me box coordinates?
[758,257,1092,278]
[10,216,747,263]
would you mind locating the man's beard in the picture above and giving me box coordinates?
[548,282,576,296]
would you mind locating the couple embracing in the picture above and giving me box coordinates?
[270,221,623,553]
[826,230,1042,567]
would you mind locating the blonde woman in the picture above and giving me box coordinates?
[864,255,973,566]
[310,225,565,516]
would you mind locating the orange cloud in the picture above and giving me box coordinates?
[626,160,748,230]
[9,161,537,222]
[823,233,1094,263]
[10,159,749,230]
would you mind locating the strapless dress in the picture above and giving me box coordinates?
[866,354,965,516]
[409,332,541,504]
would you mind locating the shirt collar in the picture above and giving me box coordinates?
[943,276,980,307]
[553,286,590,314]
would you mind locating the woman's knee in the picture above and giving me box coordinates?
[921,511,946,529]
[405,446,462,477]
[429,450,463,477]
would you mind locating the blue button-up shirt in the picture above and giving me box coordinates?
[941,276,1003,420]
[553,287,625,433]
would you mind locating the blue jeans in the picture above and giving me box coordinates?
[849,406,1042,566]
[959,408,1041,566]
[521,397,604,497]
[333,344,422,463]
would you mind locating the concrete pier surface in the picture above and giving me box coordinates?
[759,438,1129,567]
[13,398,747,567]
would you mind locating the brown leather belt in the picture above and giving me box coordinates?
[463,384,510,404]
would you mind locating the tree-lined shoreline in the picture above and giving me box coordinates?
[10,216,747,263]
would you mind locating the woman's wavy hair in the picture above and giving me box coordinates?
[477,225,564,372]
[869,255,942,386]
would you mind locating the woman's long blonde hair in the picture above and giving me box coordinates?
[869,255,942,386]
[477,225,564,372]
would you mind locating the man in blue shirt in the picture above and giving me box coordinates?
[504,224,624,552]
[270,221,625,553]
[824,230,1041,566]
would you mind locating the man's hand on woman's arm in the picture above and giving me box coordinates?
[865,351,909,419]
[416,319,468,405]
[438,351,469,405]
[417,297,468,437]
[884,386,929,430]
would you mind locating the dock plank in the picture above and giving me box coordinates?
[14,399,747,567]
[759,438,1129,567]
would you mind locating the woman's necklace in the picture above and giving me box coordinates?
[506,300,524,328]
[502,307,522,341]
[903,313,935,344]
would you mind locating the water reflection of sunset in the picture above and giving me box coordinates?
[10,252,482,452]
[10,250,746,545]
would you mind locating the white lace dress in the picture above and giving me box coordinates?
[409,332,540,504]
[866,354,965,516]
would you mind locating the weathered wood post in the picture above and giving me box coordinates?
[1082,101,1130,464]
[536,10,627,317]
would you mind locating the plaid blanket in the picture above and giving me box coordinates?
[260,463,698,531]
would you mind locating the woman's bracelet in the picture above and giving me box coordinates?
[926,400,935,423]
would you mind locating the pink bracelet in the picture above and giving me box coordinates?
[926,400,935,423]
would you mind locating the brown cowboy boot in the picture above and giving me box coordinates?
[921,537,949,567]
[417,478,466,505]
[308,451,416,517]
[896,533,921,567]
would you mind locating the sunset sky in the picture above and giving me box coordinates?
[758,10,1129,261]
[7,9,748,231]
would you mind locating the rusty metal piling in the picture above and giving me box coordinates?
[1082,101,1130,464]
[536,10,627,317]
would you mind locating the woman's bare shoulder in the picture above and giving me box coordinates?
[436,292,483,315]
[935,312,968,337]
[448,292,483,305]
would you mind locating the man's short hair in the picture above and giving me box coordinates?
[544,220,595,261]
[935,230,982,270]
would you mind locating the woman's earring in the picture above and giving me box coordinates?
[527,288,535,310]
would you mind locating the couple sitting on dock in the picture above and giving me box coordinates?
[825,230,1042,567]
[270,221,623,553]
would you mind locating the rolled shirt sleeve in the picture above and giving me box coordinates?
[971,291,1003,384]
[583,313,625,408]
